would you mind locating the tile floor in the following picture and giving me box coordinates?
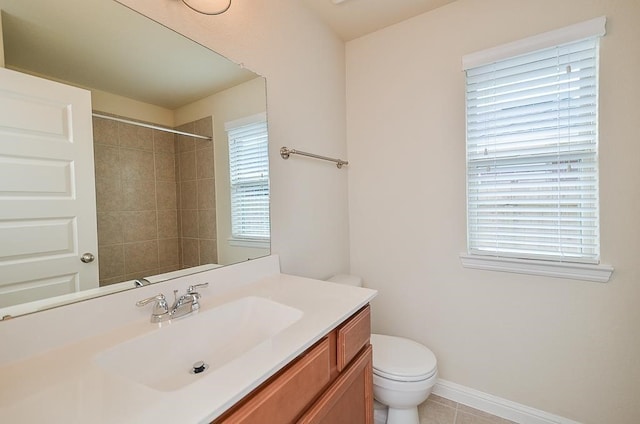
[418,394,517,424]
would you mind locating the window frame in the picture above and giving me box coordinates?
[460,17,613,282]
[225,113,270,248]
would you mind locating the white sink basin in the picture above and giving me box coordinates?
[93,296,303,392]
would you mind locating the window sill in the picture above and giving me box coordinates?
[459,254,613,283]
[228,237,270,249]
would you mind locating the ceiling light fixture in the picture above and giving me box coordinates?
[181,0,232,15]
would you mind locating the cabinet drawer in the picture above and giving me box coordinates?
[218,337,331,424]
[336,305,370,372]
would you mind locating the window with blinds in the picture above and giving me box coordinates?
[465,35,601,263]
[227,117,270,242]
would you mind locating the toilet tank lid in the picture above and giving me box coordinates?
[326,274,363,286]
[370,334,437,380]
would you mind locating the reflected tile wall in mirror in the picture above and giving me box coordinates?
[93,114,216,286]
[175,117,218,268]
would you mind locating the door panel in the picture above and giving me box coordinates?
[0,67,98,307]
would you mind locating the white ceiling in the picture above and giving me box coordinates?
[0,0,456,110]
[0,0,257,110]
[300,0,458,41]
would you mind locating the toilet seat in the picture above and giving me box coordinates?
[370,334,437,382]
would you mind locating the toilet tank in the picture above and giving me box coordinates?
[327,274,363,287]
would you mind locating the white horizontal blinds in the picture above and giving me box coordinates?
[466,36,600,263]
[228,120,270,240]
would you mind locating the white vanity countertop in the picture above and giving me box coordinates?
[0,273,376,424]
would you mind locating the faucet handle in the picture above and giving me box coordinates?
[136,294,169,321]
[187,283,209,294]
[136,293,166,307]
[186,283,208,312]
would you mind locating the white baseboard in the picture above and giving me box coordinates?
[433,379,582,424]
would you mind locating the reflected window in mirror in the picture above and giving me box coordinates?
[226,113,270,248]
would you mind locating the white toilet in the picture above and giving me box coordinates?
[327,275,438,424]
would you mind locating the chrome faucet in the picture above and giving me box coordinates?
[136,283,209,323]
[133,277,151,287]
[136,294,169,323]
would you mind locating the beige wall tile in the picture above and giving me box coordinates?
[179,150,197,181]
[153,130,175,153]
[176,133,195,152]
[97,212,123,246]
[174,150,182,183]
[124,240,159,273]
[194,117,213,138]
[181,209,199,238]
[157,264,180,275]
[93,144,120,182]
[198,208,216,239]
[197,179,216,210]
[156,181,178,210]
[158,238,180,267]
[196,147,215,179]
[99,276,124,287]
[92,116,118,146]
[119,122,153,151]
[194,117,213,151]
[95,178,123,212]
[199,239,217,265]
[176,232,183,268]
[154,151,176,182]
[181,238,199,267]
[98,245,125,279]
[196,137,213,151]
[180,180,198,210]
[122,211,157,242]
[157,209,178,239]
[120,148,155,181]
[122,179,156,211]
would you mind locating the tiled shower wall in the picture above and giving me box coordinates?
[175,118,218,269]
[93,114,217,286]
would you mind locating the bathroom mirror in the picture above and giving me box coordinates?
[0,0,270,318]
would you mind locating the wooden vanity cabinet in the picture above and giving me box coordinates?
[298,344,373,424]
[213,305,372,424]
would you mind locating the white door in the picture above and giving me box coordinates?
[0,67,99,308]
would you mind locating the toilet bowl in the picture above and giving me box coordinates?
[327,275,438,424]
[371,334,437,424]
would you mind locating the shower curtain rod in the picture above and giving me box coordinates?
[92,113,213,140]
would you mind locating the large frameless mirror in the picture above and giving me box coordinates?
[0,0,270,319]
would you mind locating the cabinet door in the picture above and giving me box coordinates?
[297,345,373,424]
[215,338,331,424]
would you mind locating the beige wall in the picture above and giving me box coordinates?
[92,89,174,127]
[118,0,350,278]
[346,1,640,423]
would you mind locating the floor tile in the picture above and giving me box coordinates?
[429,394,458,408]
[419,398,456,424]
[455,407,516,424]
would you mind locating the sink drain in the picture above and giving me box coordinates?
[190,361,209,375]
